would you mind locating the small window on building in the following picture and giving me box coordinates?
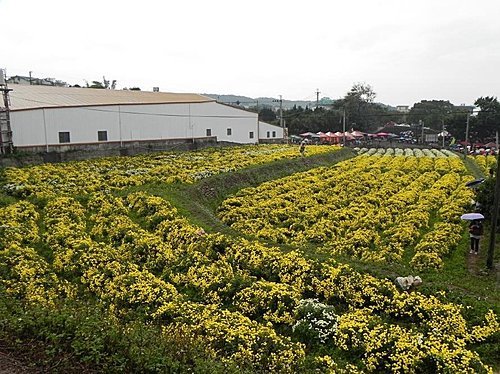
[206,129,212,136]
[267,131,270,138]
[272,131,276,138]
[59,131,70,143]
[98,130,108,141]
[227,128,232,136]
[249,131,254,139]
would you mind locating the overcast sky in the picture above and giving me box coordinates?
[2,0,500,106]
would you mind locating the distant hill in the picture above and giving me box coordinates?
[202,94,331,110]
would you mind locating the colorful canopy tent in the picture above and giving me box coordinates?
[351,130,365,138]
[300,132,321,138]
[342,132,356,140]
[327,132,356,143]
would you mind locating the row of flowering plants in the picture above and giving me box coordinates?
[1,144,339,199]
[217,148,474,268]
[0,146,498,372]
[469,154,497,176]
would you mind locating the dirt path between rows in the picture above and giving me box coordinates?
[466,241,500,282]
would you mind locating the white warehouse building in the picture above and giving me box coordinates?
[4,85,284,152]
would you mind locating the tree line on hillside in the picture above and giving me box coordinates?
[248,83,500,144]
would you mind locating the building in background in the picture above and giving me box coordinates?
[6,85,283,152]
[7,75,68,87]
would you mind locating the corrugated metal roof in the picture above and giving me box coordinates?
[7,85,215,111]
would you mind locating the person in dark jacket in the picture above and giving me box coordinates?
[299,140,306,156]
[469,220,483,254]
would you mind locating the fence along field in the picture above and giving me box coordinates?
[0,145,498,372]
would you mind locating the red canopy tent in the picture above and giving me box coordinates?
[316,132,330,142]
[351,130,365,138]
[321,131,341,144]
[343,132,356,140]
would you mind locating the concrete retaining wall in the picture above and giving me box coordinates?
[0,137,228,167]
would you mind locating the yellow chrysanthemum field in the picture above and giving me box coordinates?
[0,144,498,373]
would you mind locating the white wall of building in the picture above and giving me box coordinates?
[11,102,260,147]
[258,121,284,140]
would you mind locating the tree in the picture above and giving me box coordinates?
[258,107,276,123]
[283,105,343,135]
[86,76,117,89]
[346,82,376,103]
[408,100,455,130]
[88,80,105,89]
[444,110,472,141]
[331,83,393,131]
[474,96,500,141]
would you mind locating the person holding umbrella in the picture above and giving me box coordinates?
[469,219,484,254]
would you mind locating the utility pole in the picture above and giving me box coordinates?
[316,89,320,109]
[419,120,424,144]
[0,69,14,154]
[29,71,32,85]
[487,150,500,269]
[279,95,283,129]
[342,108,346,145]
[464,112,470,158]
[272,96,284,140]
[256,99,260,144]
[442,120,445,148]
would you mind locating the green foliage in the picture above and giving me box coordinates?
[333,83,400,132]
[86,76,117,89]
[474,96,500,141]
[444,97,499,142]
[409,100,455,130]
[283,83,401,134]
[476,177,496,219]
[258,107,276,122]
[445,110,472,141]
[0,148,499,372]
[0,294,238,373]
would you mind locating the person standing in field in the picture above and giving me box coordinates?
[299,140,306,156]
[469,220,483,254]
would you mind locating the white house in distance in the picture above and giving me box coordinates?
[5,85,284,152]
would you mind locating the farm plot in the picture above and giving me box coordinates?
[218,148,475,269]
[2,144,338,198]
[0,146,498,372]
